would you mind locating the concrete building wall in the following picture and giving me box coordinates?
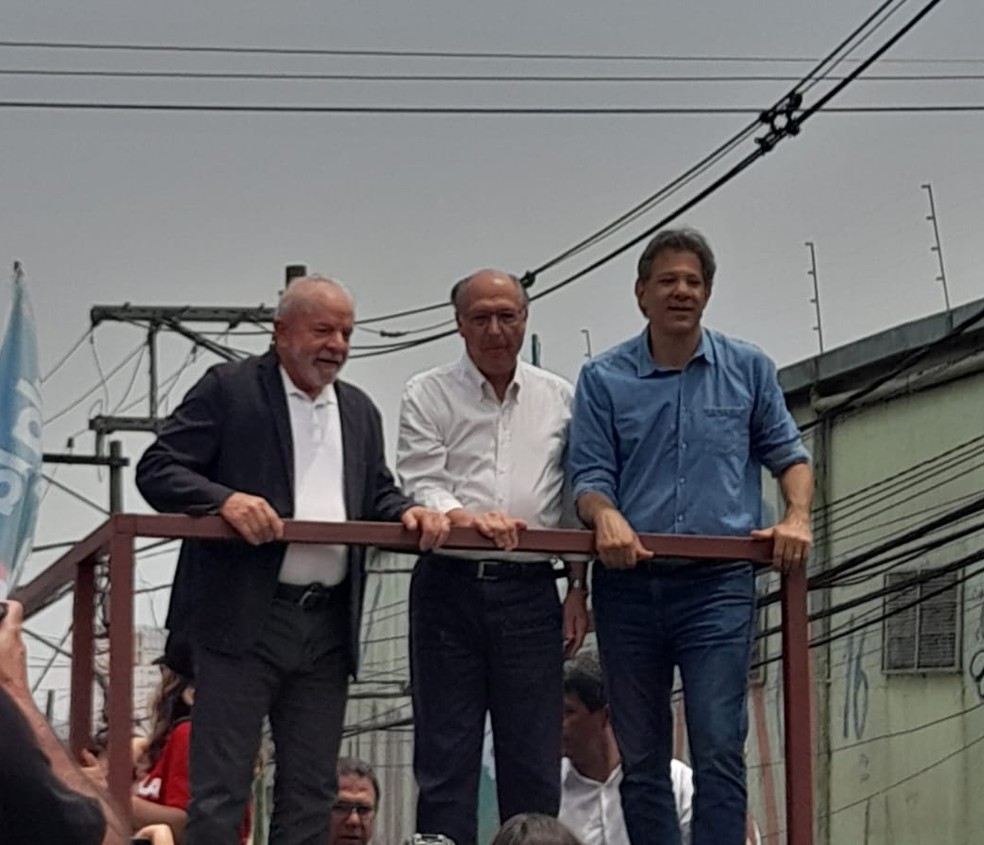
[779,329,984,845]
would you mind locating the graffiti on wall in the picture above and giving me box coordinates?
[842,617,869,740]
[969,587,984,700]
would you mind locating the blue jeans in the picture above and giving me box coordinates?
[593,563,756,845]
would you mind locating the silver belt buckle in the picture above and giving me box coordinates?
[475,560,498,581]
[298,584,326,609]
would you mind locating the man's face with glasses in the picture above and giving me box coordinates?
[456,271,528,384]
[330,775,377,845]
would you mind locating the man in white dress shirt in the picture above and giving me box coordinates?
[397,269,590,845]
[560,651,693,845]
[137,277,449,845]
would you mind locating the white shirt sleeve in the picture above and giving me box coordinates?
[396,381,464,514]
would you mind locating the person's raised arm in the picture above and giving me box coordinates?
[0,601,129,845]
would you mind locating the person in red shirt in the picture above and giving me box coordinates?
[134,668,251,845]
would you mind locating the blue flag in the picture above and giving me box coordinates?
[0,263,43,598]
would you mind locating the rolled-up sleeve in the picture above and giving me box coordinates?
[396,381,464,514]
[750,353,811,476]
[568,362,620,506]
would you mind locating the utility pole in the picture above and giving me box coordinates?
[921,183,951,312]
[87,263,302,440]
[284,263,307,290]
[811,412,834,845]
[580,329,593,359]
[108,440,124,514]
[805,242,825,354]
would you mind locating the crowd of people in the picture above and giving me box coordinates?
[1,227,812,845]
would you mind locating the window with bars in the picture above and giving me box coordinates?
[882,569,961,673]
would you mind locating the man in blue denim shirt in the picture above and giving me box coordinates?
[568,228,812,845]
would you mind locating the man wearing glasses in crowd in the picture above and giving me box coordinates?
[329,758,379,845]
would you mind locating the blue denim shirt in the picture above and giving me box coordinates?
[569,327,810,537]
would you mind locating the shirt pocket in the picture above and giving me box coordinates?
[696,406,750,456]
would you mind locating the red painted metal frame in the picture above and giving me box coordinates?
[781,566,815,845]
[11,514,814,845]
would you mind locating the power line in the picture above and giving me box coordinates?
[801,300,984,433]
[45,341,145,424]
[41,327,93,383]
[7,68,984,83]
[830,730,984,818]
[4,101,984,114]
[0,39,979,64]
[349,0,947,356]
[41,472,109,514]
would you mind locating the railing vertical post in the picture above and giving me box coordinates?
[107,516,135,825]
[69,556,97,759]
[781,566,815,845]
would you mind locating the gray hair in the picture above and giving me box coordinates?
[491,814,584,845]
[275,275,352,320]
[636,227,716,288]
[450,270,530,314]
[337,756,381,807]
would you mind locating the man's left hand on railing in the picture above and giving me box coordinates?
[750,511,812,574]
[401,506,452,551]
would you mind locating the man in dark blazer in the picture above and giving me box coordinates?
[136,277,449,845]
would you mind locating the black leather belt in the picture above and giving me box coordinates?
[274,582,338,610]
[424,553,563,582]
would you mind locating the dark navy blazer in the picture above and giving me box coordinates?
[136,349,413,676]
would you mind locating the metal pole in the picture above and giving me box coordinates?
[107,518,135,825]
[69,559,96,761]
[531,333,541,367]
[108,441,124,514]
[285,264,308,289]
[782,566,816,845]
[805,241,825,354]
[812,414,833,845]
[147,324,159,418]
[921,183,951,312]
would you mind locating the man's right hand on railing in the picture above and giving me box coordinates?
[219,492,285,545]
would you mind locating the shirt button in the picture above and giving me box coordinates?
[678,477,685,485]
[681,442,688,450]
[677,515,684,522]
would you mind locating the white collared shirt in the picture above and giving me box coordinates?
[396,353,575,561]
[278,367,348,586]
[558,758,694,845]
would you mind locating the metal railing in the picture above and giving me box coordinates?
[12,515,814,845]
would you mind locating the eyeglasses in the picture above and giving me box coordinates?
[462,309,526,329]
[332,801,375,820]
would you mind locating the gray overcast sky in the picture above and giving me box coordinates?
[2,0,982,692]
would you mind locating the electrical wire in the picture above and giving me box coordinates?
[41,327,93,383]
[801,300,984,433]
[40,472,109,514]
[1,39,979,64]
[5,101,984,115]
[796,0,909,97]
[348,0,947,355]
[45,341,144,424]
[109,345,146,413]
[6,67,984,83]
